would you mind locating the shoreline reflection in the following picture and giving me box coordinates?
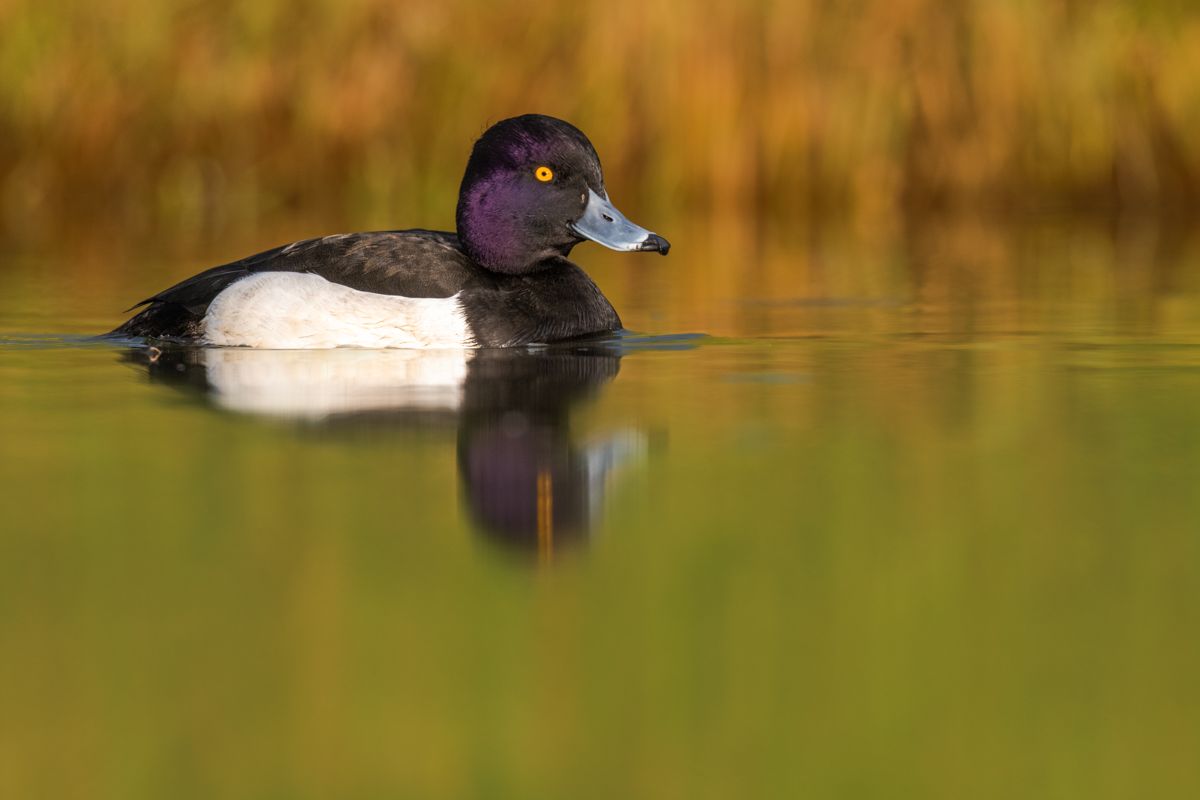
[123,345,645,555]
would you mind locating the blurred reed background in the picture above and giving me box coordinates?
[2,0,1200,246]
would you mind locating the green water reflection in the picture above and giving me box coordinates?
[1,221,1198,797]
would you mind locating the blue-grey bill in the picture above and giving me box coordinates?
[570,188,670,255]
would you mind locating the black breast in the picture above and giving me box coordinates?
[458,259,622,347]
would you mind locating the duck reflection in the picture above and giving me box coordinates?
[124,345,644,555]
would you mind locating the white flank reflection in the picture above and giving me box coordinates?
[199,347,472,419]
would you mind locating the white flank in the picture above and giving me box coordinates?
[201,347,471,419]
[203,272,473,349]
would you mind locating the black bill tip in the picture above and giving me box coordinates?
[639,233,671,255]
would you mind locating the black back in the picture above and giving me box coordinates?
[112,230,490,339]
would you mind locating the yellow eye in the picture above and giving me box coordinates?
[534,166,554,182]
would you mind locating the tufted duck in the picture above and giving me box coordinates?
[111,114,669,348]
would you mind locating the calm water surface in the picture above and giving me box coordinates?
[1,220,1198,798]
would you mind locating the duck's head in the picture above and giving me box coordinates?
[455,114,670,275]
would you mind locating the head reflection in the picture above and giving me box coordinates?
[126,345,644,554]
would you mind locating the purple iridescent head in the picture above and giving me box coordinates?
[455,114,670,275]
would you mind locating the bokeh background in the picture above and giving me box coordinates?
[3,0,1200,239]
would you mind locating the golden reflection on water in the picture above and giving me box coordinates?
[0,218,1199,798]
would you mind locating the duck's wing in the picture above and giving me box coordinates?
[132,230,478,312]
[113,230,485,339]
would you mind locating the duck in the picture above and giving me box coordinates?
[111,114,670,348]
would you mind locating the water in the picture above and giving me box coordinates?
[1,220,1199,797]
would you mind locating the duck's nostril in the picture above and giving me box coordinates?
[602,214,614,223]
